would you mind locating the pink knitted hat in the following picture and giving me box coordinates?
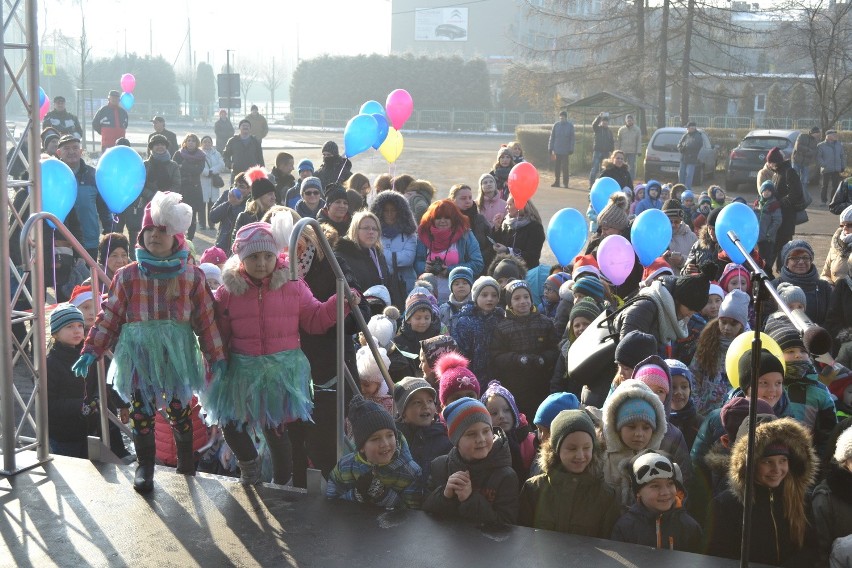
[634,364,670,395]
[199,246,227,265]
[232,222,279,261]
[435,352,480,407]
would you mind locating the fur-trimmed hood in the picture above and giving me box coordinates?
[370,190,417,235]
[728,417,817,503]
[602,379,668,453]
[220,254,288,296]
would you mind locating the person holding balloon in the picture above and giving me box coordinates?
[172,133,207,241]
[414,199,485,303]
[315,141,352,191]
[91,90,128,151]
[491,196,545,270]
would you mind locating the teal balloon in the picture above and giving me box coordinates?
[343,114,379,158]
[119,92,134,110]
[372,113,389,150]
[716,203,759,264]
[631,209,673,266]
[39,158,77,227]
[590,177,620,213]
[96,145,145,214]
[360,100,385,116]
[546,208,588,266]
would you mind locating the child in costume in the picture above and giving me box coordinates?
[75,192,225,493]
[204,217,349,485]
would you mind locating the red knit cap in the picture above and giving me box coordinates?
[436,352,480,407]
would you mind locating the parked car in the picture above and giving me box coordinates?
[725,129,801,192]
[644,127,717,185]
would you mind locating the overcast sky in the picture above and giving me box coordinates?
[40,0,391,73]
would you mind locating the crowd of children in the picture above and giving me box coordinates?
[39,139,852,566]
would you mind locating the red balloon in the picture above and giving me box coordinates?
[507,162,539,209]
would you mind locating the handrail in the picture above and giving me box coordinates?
[20,211,130,455]
[287,217,395,459]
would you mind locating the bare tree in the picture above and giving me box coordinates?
[785,0,852,131]
[56,1,92,91]
[236,60,260,115]
[260,57,286,117]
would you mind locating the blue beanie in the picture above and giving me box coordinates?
[481,380,521,430]
[50,303,84,335]
[572,276,605,302]
[297,158,314,173]
[448,265,474,286]
[534,392,580,428]
[615,398,658,431]
[681,190,694,201]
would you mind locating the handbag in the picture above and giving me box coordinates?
[206,156,225,188]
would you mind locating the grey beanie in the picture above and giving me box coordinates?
[471,276,500,304]
[550,409,597,453]
[348,395,397,450]
[301,176,323,194]
[776,282,807,310]
[781,239,814,265]
[841,204,852,225]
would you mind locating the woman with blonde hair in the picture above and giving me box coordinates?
[491,196,546,269]
[334,210,391,294]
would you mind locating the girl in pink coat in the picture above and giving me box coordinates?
[204,216,353,485]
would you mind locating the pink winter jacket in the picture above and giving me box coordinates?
[214,260,346,356]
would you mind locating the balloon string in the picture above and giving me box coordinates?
[335,159,347,184]
[101,220,116,296]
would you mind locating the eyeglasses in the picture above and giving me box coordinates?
[303,191,320,196]
[787,256,812,264]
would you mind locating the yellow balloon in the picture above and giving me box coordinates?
[724,331,786,389]
[379,127,404,163]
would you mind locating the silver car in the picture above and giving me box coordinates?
[643,127,717,184]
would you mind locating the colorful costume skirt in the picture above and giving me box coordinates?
[202,350,313,429]
[110,320,205,414]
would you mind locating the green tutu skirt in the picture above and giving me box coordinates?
[202,350,313,429]
[110,320,205,413]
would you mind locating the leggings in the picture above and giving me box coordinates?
[223,422,293,485]
[128,390,192,436]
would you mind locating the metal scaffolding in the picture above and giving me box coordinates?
[1,0,47,476]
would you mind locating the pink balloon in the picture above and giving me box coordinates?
[39,98,49,120]
[120,73,136,93]
[385,89,413,130]
[597,235,636,286]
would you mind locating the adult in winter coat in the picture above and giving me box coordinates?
[414,199,484,302]
[791,126,820,188]
[812,427,852,567]
[707,418,818,567]
[172,133,207,240]
[824,272,852,345]
[548,110,575,187]
[490,197,546,269]
[223,120,264,182]
[316,184,353,236]
[43,95,82,138]
[772,240,833,326]
[588,113,614,188]
[199,135,229,229]
[243,105,268,140]
[677,122,703,190]
[315,140,352,190]
[405,179,437,226]
[214,109,234,153]
[371,190,419,294]
[597,150,633,191]
[818,129,846,205]
[617,114,642,175]
[91,90,128,151]
[766,147,807,273]
[208,172,249,252]
[334,211,393,299]
[451,182,493,273]
[823,205,852,285]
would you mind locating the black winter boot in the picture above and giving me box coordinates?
[174,426,196,476]
[133,432,156,493]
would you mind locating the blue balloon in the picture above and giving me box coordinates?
[343,114,379,159]
[372,113,389,150]
[590,177,621,214]
[360,100,385,116]
[631,209,673,266]
[716,203,759,264]
[96,145,146,214]
[39,158,77,227]
[546,208,588,266]
[38,87,46,107]
[119,92,134,111]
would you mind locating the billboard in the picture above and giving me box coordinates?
[415,7,468,41]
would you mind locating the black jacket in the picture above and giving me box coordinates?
[47,341,101,443]
[773,160,806,216]
[223,135,264,174]
[491,221,546,269]
[396,420,453,484]
[316,156,352,190]
[208,190,246,252]
[599,163,633,190]
[592,116,615,153]
[611,501,702,553]
[333,237,390,293]
[423,430,519,524]
[678,130,703,164]
[214,118,234,152]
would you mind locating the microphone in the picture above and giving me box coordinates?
[789,309,832,355]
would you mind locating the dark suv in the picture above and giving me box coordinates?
[725,129,800,192]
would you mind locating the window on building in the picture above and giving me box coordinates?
[755,94,766,112]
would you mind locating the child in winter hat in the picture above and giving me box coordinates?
[422,396,519,524]
[481,380,536,481]
[720,263,750,294]
[355,345,394,415]
[718,288,750,330]
[327,395,422,509]
[777,282,807,312]
[454,276,504,381]
[419,334,458,387]
[393,376,451,483]
[436,352,481,408]
[572,275,606,303]
[199,246,228,267]
[394,291,442,374]
[439,266,474,336]
[198,263,222,290]
[533,392,581,441]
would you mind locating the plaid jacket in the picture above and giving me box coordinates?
[83,263,225,365]
[327,434,423,509]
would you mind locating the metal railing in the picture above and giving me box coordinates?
[287,217,393,459]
